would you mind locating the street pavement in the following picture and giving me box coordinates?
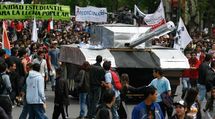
[12,81,206,119]
[12,84,135,119]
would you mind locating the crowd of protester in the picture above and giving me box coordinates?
[0,17,215,119]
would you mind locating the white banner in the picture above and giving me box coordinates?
[174,17,192,50]
[75,6,107,23]
[144,0,166,29]
[134,5,145,17]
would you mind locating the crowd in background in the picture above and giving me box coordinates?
[0,16,214,119]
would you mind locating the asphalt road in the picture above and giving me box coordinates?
[12,80,206,119]
[12,84,135,119]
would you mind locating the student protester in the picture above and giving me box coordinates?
[149,68,172,118]
[0,62,12,119]
[75,61,90,119]
[101,61,120,119]
[184,88,201,119]
[189,52,201,87]
[198,54,212,102]
[6,61,19,107]
[204,87,215,119]
[171,100,190,119]
[181,51,191,99]
[132,85,164,119]
[205,60,215,96]
[19,63,32,119]
[96,89,115,119]
[87,55,105,119]
[52,67,70,119]
[26,63,47,119]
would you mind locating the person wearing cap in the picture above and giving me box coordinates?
[171,100,190,119]
[132,85,164,119]
[48,40,60,91]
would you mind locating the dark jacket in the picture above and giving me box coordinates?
[205,68,215,91]
[132,102,164,119]
[171,114,191,119]
[54,77,69,105]
[75,70,90,93]
[198,61,210,85]
[96,104,112,119]
[89,65,105,87]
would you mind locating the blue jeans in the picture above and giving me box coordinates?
[19,100,29,119]
[111,96,120,119]
[182,77,191,91]
[197,84,206,102]
[87,87,101,118]
[28,104,48,119]
[79,92,87,117]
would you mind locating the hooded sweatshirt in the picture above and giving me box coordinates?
[26,70,46,104]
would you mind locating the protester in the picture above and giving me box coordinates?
[52,67,70,119]
[75,61,90,119]
[19,63,32,119]
[204,87,215,119]
[6,61,19,107]
[195,45,205,63]
[96,89,115,119]
[48,40,60,91]
[87,55,105,119]
[189,52,201,87]
[198,54,212,102]
[181,51,191,99]
[149,68,173,118]
[32,50,48,88]
[0,62,12,119]
[102,61,121,119]
[184,88,201,119]
[205,60,215,94]
[132,85,164,119]
[171,100,190,119]
[26,63,47,119]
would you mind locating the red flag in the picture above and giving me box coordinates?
[2,21,11,55]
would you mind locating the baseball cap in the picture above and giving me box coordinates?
[173,100,187,107]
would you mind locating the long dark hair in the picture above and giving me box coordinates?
[184,88,200,110]
[205,87,215,111]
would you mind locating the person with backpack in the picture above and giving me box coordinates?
[101,61,121,119]
[0,62,12,119]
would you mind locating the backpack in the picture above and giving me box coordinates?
[111,71,122,90]
[0,74,5,94]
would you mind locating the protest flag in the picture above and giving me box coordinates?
[47,17,53,32]
[2,21,11,56]
[31,17,38,42]
[173,17,192,50]
[134,0,166,29]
